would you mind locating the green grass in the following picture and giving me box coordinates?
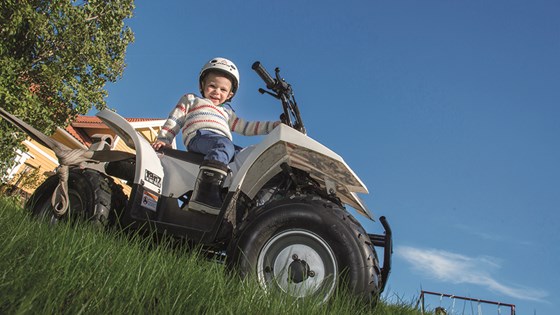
[0,197,422,315]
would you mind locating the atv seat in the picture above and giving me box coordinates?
[158,144,244,165]
[159,147,205,165]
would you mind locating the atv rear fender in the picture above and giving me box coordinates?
[229,124,374,220]
[96,110,163,194]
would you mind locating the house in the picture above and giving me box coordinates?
[3,113,169,197]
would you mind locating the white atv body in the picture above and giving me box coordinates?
[101,107,370,218]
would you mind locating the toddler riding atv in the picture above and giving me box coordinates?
[1,61,392,303]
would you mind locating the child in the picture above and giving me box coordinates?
[152,57,279,214]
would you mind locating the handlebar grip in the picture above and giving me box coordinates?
[252,61,276,89]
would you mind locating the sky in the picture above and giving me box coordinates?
[104,1,560,314]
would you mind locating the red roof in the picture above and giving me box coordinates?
[65,124,92,147]
[71,115,162,128]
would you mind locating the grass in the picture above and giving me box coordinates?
[0,196,423,315]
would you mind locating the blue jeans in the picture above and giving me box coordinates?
[187,130,235,165]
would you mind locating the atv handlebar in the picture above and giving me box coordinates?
[252,62,276,90]
[252,61,306,134]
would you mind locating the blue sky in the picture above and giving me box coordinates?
[105,1,559,314]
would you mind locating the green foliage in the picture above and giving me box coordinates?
[0,0,134,176]
[0,198,424,315]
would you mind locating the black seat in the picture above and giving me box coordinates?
[159,144,244,165]
[159,147,205,165]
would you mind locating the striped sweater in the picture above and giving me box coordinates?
[157,94,277,147]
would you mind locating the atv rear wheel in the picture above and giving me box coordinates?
[25,168,127,228]
[226,195,381,303]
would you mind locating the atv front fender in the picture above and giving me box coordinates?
[230,125,374,220]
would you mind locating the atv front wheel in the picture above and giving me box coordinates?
[25,168,126,227]
[226,195,381,303]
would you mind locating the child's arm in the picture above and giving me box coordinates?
[228,110,280,136]
[153,94,192,149]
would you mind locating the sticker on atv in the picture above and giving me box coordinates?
[141,190,158,211]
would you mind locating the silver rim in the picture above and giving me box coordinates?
[256,229,338,301]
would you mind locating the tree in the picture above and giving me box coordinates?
[0,0,134,177]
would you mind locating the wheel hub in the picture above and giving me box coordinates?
[288,256,311,284]
[256,229,338,300]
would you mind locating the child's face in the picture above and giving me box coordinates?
[202,72,234,105]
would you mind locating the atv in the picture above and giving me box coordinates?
[1,61,392,303]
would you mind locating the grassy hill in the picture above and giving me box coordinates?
[0,197,422,314]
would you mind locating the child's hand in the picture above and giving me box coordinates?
[152,140,171,150]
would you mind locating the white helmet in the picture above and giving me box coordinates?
[199,57,240,100]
